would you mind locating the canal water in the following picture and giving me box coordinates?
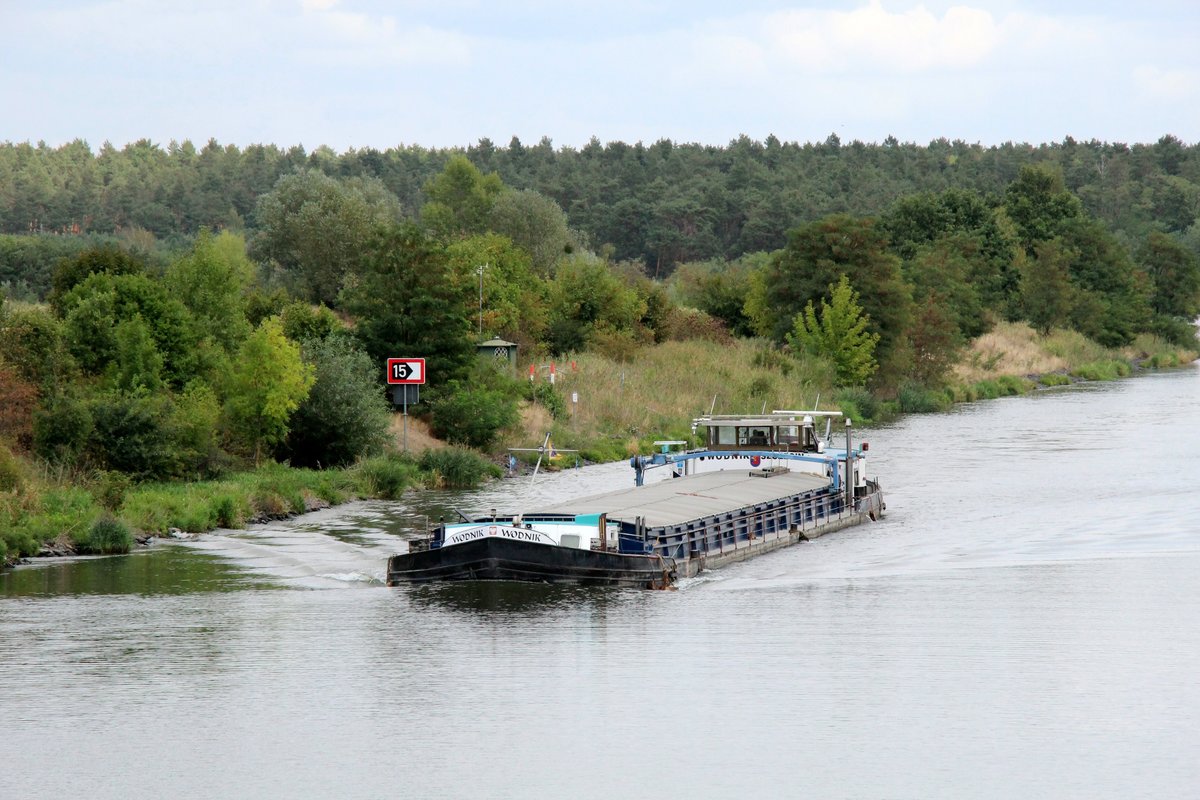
[3,365,1199,798]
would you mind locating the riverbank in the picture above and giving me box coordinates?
[4,324,1194,571]
[518,324,1197,459]
[0,448,499,568]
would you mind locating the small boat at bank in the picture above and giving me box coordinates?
[386,411,884,589]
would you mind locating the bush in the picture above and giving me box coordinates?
[82,516,133,555]
[356,453,420,499]
[526,381,566,420]
[1071,360,1127,381]
[0,305,74,388]
[1147,315,1199,348]
[661,307,733,345]
[751,345,794,375]
[0,442,25,493]
[429,385,519,450]
[171,381,223,479]
[87,392,176,480]
[91,470,131,511]
[896,382,951,413]
[33,391,94,465]
[995,375,1035,394]
[1038,373,1073,387]
[280,336,391,468]
[833,387,880,424]
[418,447,501,489]
[214,494,245,528]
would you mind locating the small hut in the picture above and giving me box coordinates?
[477,337,518,373]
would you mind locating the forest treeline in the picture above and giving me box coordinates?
[2,133,1198,294]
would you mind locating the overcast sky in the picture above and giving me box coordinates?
[3,0,1197,152]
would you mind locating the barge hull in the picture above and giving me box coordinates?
[387,537,676,590]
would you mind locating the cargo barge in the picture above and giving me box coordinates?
[386,412,884,589]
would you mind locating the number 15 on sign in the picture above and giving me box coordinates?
[387,358,425,385]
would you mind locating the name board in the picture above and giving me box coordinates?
[445,525,556,547]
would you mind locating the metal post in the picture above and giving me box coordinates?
[477,264,485,336]
[844,418,853,512]
[403,394,408,453]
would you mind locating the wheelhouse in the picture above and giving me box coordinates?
[695,411,843,453]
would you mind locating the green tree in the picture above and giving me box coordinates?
[60,273,198,387]
[786,276,879,387]
[1020,241,1074,336]
[165,230,253,352]
[421,155,504,239]
[171,381,222,479]
[1003,166,1083,252]
[341,222,476,385]
[1057,217,1148,347]
[223,317,315,464]
[1139,231,1200,319]
[907,293,962,387]
[760,215,911,383]
[250,170,402,305]
[279,336,392,468]
[279,300,342,343]
[445,233,548,342]
[48,244,144,312]
[545,256,647,355]
[109,315,164,393]
[904,238,989,339]
[487,189,575,275]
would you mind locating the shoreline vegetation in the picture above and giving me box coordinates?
[4,136,1200,571]
[3,325,1194,570]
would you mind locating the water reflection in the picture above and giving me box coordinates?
[0,546,271,597]
[406,580,633,616]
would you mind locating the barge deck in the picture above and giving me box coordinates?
[530,468,880,578]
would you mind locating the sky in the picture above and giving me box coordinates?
[2,0,1198,153]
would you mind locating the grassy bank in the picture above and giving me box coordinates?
[5,324,1194,569]
[512,324,1196,459]
[1,448,499,566]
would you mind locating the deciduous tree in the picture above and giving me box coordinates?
[223,317,315,465]
[786,276,879,387]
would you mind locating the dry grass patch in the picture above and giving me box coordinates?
[953,322,1069,383]
[546,339,836,445]
[388,412,446,453]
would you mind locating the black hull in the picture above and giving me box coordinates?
[387,537,676,590]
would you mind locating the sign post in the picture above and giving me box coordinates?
[386,358,426,452]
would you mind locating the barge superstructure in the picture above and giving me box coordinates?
[386,411,884,589]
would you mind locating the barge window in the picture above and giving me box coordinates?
[712,426,737,445]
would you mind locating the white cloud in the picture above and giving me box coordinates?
[299,6,472,65]
[1133,64,1200,102]
[761,2,1001,74]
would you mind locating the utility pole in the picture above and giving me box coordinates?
[476,263,487,337]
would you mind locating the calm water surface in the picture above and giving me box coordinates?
[3,366,1199,798]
